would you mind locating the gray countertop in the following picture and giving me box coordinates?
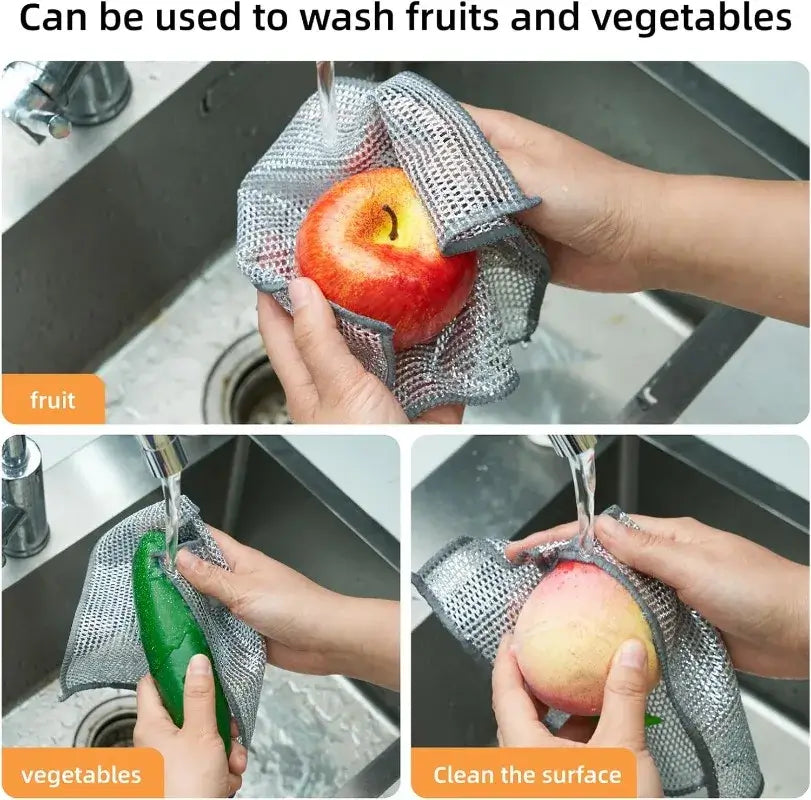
[2,62,204,232]
[679,317,809,424]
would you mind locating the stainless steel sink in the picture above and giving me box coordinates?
[2,435,400,797]
[3,62,806,423]
[411,435,809,796]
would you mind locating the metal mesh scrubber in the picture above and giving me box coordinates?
[59,496,266,745]
[412,506,763,798]
[237,70,549,418]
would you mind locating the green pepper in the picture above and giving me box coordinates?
[132,530,232,754]
[587,713,662,728]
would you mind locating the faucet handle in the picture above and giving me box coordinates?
[18,102,72,141]
[3,61,129,145]
[2,501,25,567]
[2,435,49,564]
[2,72,72,144]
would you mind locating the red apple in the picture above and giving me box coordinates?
[296,167,477,351]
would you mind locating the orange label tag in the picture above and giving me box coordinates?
[2,747,164,797]
[2,374,105,424]
[412,747,637,798]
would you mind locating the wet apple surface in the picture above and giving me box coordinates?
[296,167,478,350]
[512,561,660,716]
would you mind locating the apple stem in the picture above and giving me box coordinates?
[382,205,398,241]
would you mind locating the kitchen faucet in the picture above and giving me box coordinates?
[548,434,598,460]
[2,436,50,567]
[136,436,188,567]
[2,61,131,144]
[136,435,189,481]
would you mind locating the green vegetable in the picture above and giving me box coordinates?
[588,713,662,728]
[132,530,232,754]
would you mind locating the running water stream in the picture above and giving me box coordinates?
[161,472,181,569]
[569,447,596,554]
[316,60,337,147]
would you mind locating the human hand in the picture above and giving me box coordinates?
[176,528,400,690]
[492,634,663,798]
[133,655,248,798]
[507,516,810,679]
[466,104,809,325]
[464,104,662,294]
[257,278,464,424]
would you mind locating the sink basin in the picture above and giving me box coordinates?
[2,435,400,797]
[3,62,806,423]
[410,435,809,796]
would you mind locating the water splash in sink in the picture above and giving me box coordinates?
[239,668,397,798]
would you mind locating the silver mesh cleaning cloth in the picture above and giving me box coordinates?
[412,506,763,798]
[237,70,549,418]
[59,497,266,745]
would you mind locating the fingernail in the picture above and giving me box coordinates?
[188,654,212,676]
[288,278,311,312]
[176,548,198,572]
[598,514,625,538]
[617,639,647,669]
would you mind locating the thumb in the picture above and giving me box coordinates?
[592,639,651,751]
[176,548,243,611]
[181,654,219,738]
[135,674,176,734]
[287,277,367,401]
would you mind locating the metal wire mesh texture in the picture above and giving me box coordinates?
[237,71,550,418]
[412,506,763,798]
[59,497,266,745]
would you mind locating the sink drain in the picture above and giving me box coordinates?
[203,331,291,424]
[74,697,137,748]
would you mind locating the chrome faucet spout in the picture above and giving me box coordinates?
[548,434,598,460]
[136,435,189,481]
